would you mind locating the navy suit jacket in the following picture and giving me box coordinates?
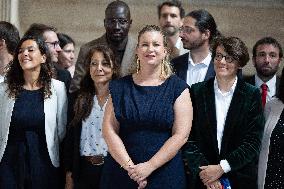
[171,52,215,82]
[184,78,265,189]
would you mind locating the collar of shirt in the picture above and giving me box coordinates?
[175,37,189,56]
[188,52,212,68]
[0,75,4,83]
[255,74,276,94]
[214,76,238,97]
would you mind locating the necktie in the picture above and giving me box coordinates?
[261,83,268,107]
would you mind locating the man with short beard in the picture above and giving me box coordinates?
[245,37,283,105]
[157,0,188,60]
[171,9,221,86]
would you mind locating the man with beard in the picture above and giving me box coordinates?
[69,0,136,92]
[157,0,188,60]
[0,21,20,83]
[171,9,221,86]
[245,37,283,106]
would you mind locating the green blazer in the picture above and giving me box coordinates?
[184,78,265,189]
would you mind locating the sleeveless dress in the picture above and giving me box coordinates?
[100,75,189,189]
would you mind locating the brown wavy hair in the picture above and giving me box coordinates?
[70,45,119,126]
[5,35,53,99]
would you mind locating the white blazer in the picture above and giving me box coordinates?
[0,79,67,167]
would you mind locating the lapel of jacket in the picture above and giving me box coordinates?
[120,35,136,77]
[220,79,245,154]
[44,81,57,135]
[276,76,280,96]
[203,79,220,155]
[204,58,216,81]
[178,53,189,81]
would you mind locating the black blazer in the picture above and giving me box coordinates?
[184,78,265,189]
[171,52,215,82]
[54,63,72,91]
[244,75,280,97]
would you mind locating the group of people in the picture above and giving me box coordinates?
[0,0,283,189]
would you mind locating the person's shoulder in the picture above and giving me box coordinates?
[242,75,255,85]
[239,78,258,93]
[169,74,188,86]
[51,79,66,91]
[111,75,132,86]
[171,52,189,65]
[80,34,106,49]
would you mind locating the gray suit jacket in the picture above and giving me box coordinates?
[0,79,67,167]
[258,98,284,189]
[69,34,136,92]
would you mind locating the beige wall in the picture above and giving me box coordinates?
[18,0,284,75]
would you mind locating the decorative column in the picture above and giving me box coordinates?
[0,0,20,31]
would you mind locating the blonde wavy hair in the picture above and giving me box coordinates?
[134,25,173,79]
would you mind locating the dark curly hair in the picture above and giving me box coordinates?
[5,35,53,99]
[70,45,119,126]
[211,36,249,68]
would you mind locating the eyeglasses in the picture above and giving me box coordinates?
[179,26,194,34]
[105,18,129,26]
[214,53,235,63]
[45,41,60,48]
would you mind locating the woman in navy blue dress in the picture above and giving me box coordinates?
[101,25,193,189]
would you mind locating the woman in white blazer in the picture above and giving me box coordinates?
[0,35,67,189]
[258,68,284,189]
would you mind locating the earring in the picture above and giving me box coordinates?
[161,58,165,77]
[136,58,140,74]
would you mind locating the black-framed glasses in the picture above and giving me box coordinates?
[46,41,60,48]
[105,18,129,26]
[179,26,194,34]
[214,53,235,63]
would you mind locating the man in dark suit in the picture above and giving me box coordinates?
[24,23,72,90]
[69,0,136,93]
[171,9,220,86]
[244,37,283,105]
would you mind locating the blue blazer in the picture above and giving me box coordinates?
[171,52,216,82]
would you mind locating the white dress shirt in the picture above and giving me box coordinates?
[214,77,238,173]
[0,75,4,83]
[80,95,108,156]
[255,75,276,103]
[186,52,212,86]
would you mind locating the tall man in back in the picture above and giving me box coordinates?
[0,21,20,83]
[157,0,188,60]
[171,9,220,86]
[245,37,283,106]
[70,0,136,92]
